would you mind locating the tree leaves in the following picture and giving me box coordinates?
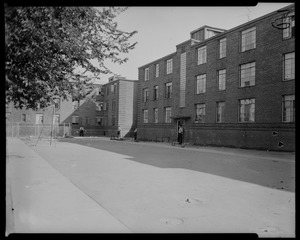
[5,6,137,110]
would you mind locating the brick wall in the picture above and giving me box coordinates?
[137,5,295,151]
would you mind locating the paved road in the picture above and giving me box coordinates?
[8,137,295,236]
[60,137,295,192]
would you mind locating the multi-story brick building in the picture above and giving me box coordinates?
[95,76,138,138]
[137,4,295,151]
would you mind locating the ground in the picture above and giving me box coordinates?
[6,137,295,236]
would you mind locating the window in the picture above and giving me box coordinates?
[72,100,79,110]
[53,114,60,125]
[96,117,103,126]
[166,59,173,74]
[241,27,256,52]
[154,108,158,123]
[35,113,44,124]
[240,62,255,87]
[165,82,172,98]
[112,101,116,111]
[72,115,79,125]
[143,109,148,123]
[155,64,159,78]
[283,12,295,39]
[111,116,115,126]
[21,114,26,122]
[217,69,226,91]
[219,38,226,58]
[153,86,159,100]
[195,104,205,123]
[96,102,103,111]
[145,68,149,81]
[239,98,255,123]
[195,74,206,94]
[197,46,207,65]
[165,107,172,123]
[143,88,149,102]
[216,102,225,123]
[111,83,117,93]
[54,98,60,109]
[284,52,295,81]
[282,95,295,122]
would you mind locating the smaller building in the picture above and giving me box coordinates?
[6,84,104,138]
[95,76,138,138]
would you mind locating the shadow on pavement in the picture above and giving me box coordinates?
[59,138,295,192]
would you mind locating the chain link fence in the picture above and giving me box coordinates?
[6,122,71,139]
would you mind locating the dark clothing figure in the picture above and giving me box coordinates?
[178,125,184,145]
[117,126,121,139]
[79,127,84,136]
[134,128,137,141]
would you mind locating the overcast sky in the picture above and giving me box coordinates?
[95,3,292,84]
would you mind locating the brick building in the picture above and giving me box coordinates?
[6,84,104,137]
[137,4,295,151]
[95,76,138,138]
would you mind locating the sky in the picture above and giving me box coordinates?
[94,3,292,84]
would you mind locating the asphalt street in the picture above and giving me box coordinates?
[6,137,295,236]
[60,137,295,192]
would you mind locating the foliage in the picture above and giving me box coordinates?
[5,6,137,110]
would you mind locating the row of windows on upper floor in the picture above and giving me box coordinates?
[143,18,294,81]
[142,94,295,124]
[142,52,294,102]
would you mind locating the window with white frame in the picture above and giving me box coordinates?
[35,113,44,124]
[217,69,226,91]
[155,64,159,78]
[219,38,226,58]
[195,74,206,94]
[195,103,205,123]
[72,100,79,110]
[145,68,149,81]
[54,98,60,109]
[241,27,256,52]
[240,62,255,87]
[165,82,172,98]
[166,59,173,74]
[282,95,295,122]
[143,109,148,123]
[197,46,207,65]
[21,114,26,122]
[96,116,103,126]
[72,115,79,125]
[153,85,159,100]
[284,52,295,81]
[283,12,295,39]
[154,108,158,123]
[216,102,225,123]
[165,107,172,123]
[239,98,255,123]
[143,88,149,102]
[53,114,60,125]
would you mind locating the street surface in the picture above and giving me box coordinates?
[6,137,295,236]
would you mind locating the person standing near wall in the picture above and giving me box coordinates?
[134,128,137,141]
[117,125,121,139]
[178,124,183,145]
[79,126,84,137]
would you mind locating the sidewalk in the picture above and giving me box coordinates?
[6,137,131,233]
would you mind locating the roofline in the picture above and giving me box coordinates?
[138,3,294,68]
[101,79,138,86]
[138,51,176,69]
[191,3,295,48]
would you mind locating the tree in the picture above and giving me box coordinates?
[5,6,137,110]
